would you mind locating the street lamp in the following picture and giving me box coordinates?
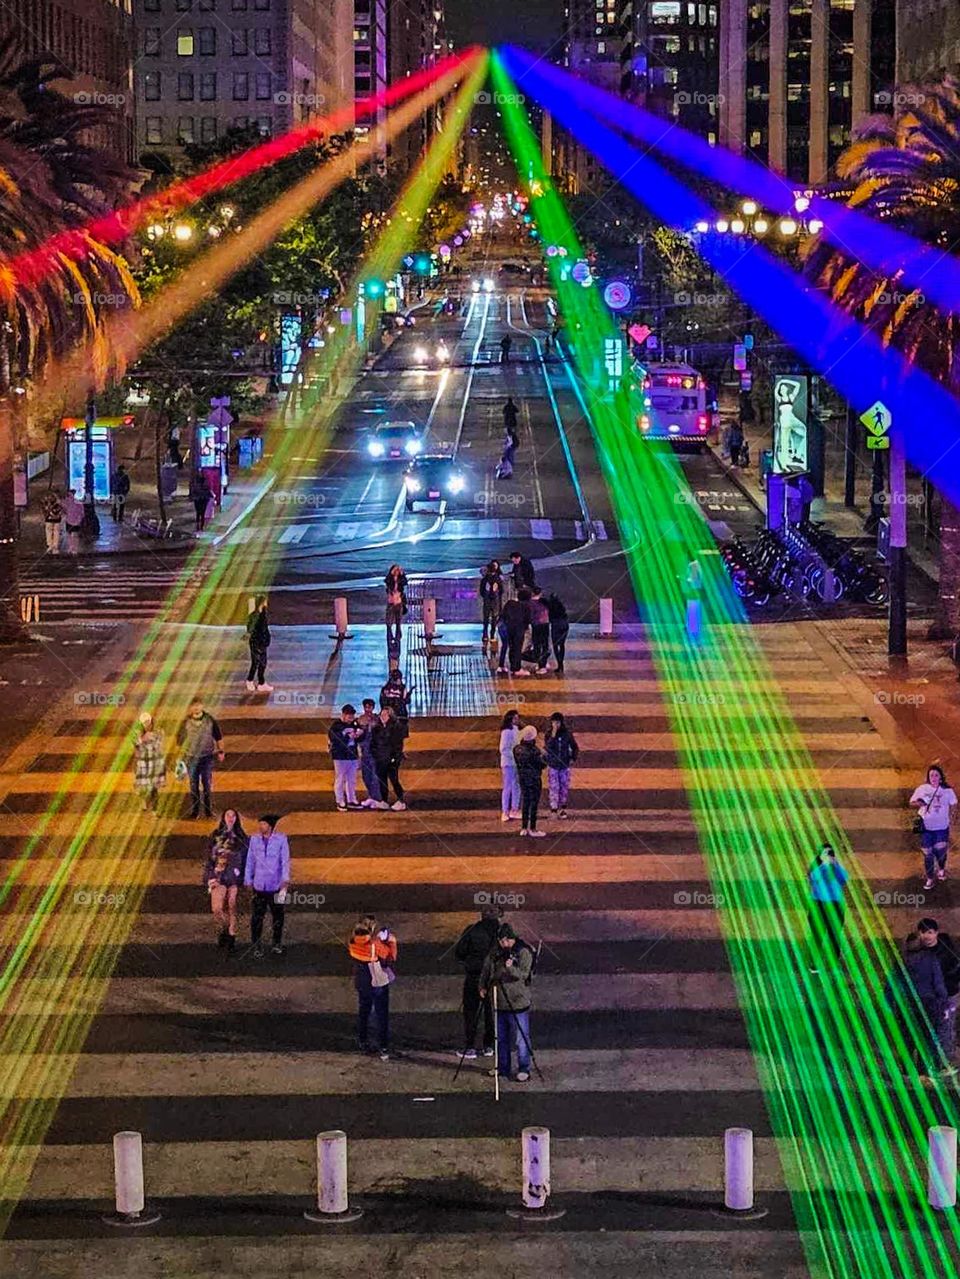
[173,223,194,243]
[730,218,745,234]
[715,218,729,233]
[741,199,757,217]
[778,217,798,237]
[753,217,769,235]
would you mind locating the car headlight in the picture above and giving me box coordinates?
[405,476,421,492]
[404,438,421,455]
[414,346,428,362]
[447,474,465,494]
[368,440,385,457]
[471,279,480,292]
[483,278,494,292]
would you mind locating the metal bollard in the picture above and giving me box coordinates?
[423,597,439,644]
[717,1127,767,1219]
[102,1131,161,1227]
[304,1130,363,1223]
[506,1126,565,1221]
[330,596,353,640]
[929,1126,957,1210]
[598,597,613,636]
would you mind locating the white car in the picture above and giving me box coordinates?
[366,420,423,461]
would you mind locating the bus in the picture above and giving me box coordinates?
[634,361,714,448]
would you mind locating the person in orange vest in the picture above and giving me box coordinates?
[348,916,398,1060]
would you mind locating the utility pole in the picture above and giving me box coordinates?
[82,391,100,539]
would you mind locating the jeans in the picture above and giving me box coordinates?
[501,764,521,815]
[922,827,949,877]
[548,767,570,810]
[361,752,382,802]
[507,628,525,673]
[482,599,501,640]
[357,984,390,1048]
[521,781,541,830]
[376,759,404,803]
[44,520,61,553]
[551,621,569,670]
[496,1008,531,1077]
[808,900,845,965]
[250,890,285,946]
[187,755,214,817]
[463,973,494,1049]
[531,622,550,669]
[385,603,403,648]
[112,496,126,522]
[333,758,359,806]
[194,498,208,531]
[247,643,268,684]
[496,622,510,669]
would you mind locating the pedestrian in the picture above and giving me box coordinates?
[497,588,531,677]
[328,704,364,811]
[499,334,512,365]
[358,698,387,809]
[502,397,519,440]
[509,549,536,593]
[499,708,523,823]
[62,488,84,555]
[910,764,957,889]
[348,915,398,1060]
[728,421,744,467]
[244,814,290,957]
[111,463,130,523]
[915,918,960,1072]
[806,843,849,973]
[133,711,167,814]
[529,587,551,675]
[379,667,412,740]
[384,563,407,652]
[495,443,515,481]
[479,560,503,651]
[455,903,502,1057]
[545,589,570,675]
[514,724,546,837]
[545,712,579,818]
[41,488,63,554]
[886,932,949,1081]
[176,699,225,820]
[204,809,248,952]
[480,922,534,1082]
[189,470,212,533]
[371,705,407,810]
[245,594,273,693]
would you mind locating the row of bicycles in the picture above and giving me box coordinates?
[719,523,889,608]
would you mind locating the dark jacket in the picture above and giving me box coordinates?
[113,468,130,497]
[370,717,405,765]
[514,741,546,788]
[204,830,248,886]
[479,570,503,602]
[929,933,960,998]
[501,597,529,634]
[503,402,518,430]
[380,679,411,737]
[189,473,211,503]
[545,593,568,623]
[455,917,499,976]
[545,727,579,770]
[328,719,364,761]
[903,947,947,1009]
[480,939,534,1012]
[385,570,408,602]
[511,556,536,591]
[246,609,270,648]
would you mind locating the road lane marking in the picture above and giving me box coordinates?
[277,524,309,545]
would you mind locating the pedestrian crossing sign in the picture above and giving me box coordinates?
[860,400,891,437]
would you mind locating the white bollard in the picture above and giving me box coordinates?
[506,1126,565,1221]
[929,1126,958,1210]
[331,596,352,640]
[720,1127,767,1219]
[102,1131,161,1227]
[598,597,613,636]
[304,1130,363,1223]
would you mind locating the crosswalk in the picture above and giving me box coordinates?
[18,562,191,623]
[0,621,927,1275]
[225,515,607,548]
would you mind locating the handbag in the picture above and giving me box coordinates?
[175,758,187,781]
[913,783,941,836]
[368,959,395,988]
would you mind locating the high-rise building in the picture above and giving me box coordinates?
[896,0,960,84]
[4,0,135,161]
[388,0,446,170]
[132,0,354,157]
[561,0,622,191]
[620,0,721,143]
[354,0,388,157]
[719,0,895,186]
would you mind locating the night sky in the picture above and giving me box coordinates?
[445,0,564,55]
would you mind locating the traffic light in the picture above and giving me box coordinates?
[413,253,431,274]
[364,278,385,298]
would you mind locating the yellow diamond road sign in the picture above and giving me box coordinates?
[860,400,892,436]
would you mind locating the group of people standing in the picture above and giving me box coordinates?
[40,488,85,555]
[479,552,569,676]
[202,811,290,957]
[499,709,580,834]
[328,669,412,812]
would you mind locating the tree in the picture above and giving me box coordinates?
[0,32,139,639]
[803,81,960,633]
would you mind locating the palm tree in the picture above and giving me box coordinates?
[803,78,960,634]
[0,31,139,639]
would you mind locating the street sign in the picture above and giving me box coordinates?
[860,399,891,436]
[866,435,890,450]
[603,280,631,311]
[733,343,747,372]
[740,370,753,391]
[628,323,651,345]
[60,416,134,430]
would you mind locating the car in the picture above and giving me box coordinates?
[366,420,423,461]
[498,262,529,276]
[403,454,467,511]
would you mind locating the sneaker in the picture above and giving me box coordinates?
[924,878,935,890]
[252,944,265,959]
[461,1048,478,1060]
[496,667,507,676]
[501,813,510,823]
[244,680,256,692]
[519,828,529,837]
[937,868,947,881]
[346,802,362,810]
[482,1046,495,1057]
[514,669,530,678]
[361,798,376,809]
[515,1071,530,1082]
[379,1048,391,1061]
[336,804,348,813]
[558,809,568,819]
[535,668,547,676]
[258,683,274,693]
[391,801,407,811]
[375,800,391,810]
[528,829,546,839]
[509,811,522,820]
[271,944,286,956]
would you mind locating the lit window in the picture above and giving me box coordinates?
[178,116,195,143]
[177,31,194,56]
[145,116,162,144]
[597,40,606,52]
[200,116,218,142]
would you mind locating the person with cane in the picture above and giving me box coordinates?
[479,923,536,1084]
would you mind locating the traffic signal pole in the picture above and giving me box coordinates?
[888,425,907,656]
